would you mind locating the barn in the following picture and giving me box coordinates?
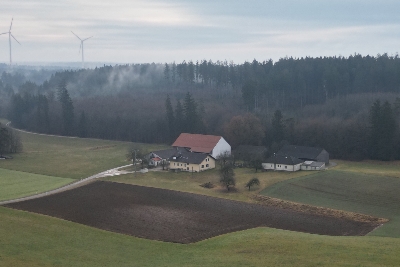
[172,133,231,158]
[277,145,329,164]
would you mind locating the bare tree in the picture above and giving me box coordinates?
[219,164,235,191]
[245,177,260,191]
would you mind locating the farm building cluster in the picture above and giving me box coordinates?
[147,133,328,172]
[148,133,231,172]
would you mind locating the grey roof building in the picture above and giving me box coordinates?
[149,149,176,160]
[265,153,304,166]
[169,148,213,165]
[277,145,329,164]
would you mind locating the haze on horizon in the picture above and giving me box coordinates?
[1,0,400,65]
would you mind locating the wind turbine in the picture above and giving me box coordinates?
[0,18,21,66]
[71,31,92,69]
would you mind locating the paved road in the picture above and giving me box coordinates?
[0,164,133,205]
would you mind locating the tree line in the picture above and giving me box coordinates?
[4,55,400,161]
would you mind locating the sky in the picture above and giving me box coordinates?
[1,0,400,65]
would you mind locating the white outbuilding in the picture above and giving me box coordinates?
[262,153,304,172]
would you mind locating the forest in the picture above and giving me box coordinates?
[1,54,400,161]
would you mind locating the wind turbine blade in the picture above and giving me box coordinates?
[71,31,82,41]
[9,18,13,32]
[11,34,21,45]
[82,36,93,41]
[79,43,82,54]
[0,32,9,35]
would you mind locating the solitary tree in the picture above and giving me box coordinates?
[219,164,235,191]
[245,177,260,191]
[126,146,147,173]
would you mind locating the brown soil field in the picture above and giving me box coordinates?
[5,181,380,243]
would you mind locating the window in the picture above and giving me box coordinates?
[187,167,189,170]
[206,164,209,167]
[201,165,204,168]
[285,166,287,169]
[174,163,176,166]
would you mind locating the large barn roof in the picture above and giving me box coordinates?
[265,153,304,165]
[278,145,325,160]
[172,133,222,154]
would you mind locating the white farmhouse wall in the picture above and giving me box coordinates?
[211,137,231,158]
[262,163,301,172]
[262,163,275,170]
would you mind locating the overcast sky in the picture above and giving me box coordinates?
[1,0,400,64]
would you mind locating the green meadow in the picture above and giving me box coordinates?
[261,169,400,238]
[0,168,74,201]
[0,130,167,179]
[1,206,400,267]
[1,129,400,266]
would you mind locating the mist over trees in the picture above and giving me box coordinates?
[3,54,400,161]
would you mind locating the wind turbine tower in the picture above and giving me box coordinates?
[71,31,92,69]
[0,18,21,66]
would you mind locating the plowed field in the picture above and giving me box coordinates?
[5,181,379,243]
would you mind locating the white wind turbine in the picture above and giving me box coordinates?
[0,18,21,66]
[71,31,92,68]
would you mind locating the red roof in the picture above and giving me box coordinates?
[172,133,222,154]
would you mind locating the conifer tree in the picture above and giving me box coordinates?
[57,81,74,136]
[165,95,175,141]
[175,99,184,135]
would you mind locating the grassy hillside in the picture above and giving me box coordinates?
[261,169,400,237]
[0,131,167,179]
[2,129,400,266]
[0,168,74,201]
[1,206,400,267]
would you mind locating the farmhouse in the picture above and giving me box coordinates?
[278,145,329,164]
[148,148,176,166]
[262,153,304,172]
[172,133,231,158]
[169,148,216,172]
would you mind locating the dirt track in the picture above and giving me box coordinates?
[5,181,380,243]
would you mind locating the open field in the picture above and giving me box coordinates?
[103,167,310,203]
[0,168,74,201]
[261,170,400,237]
[1,206,400,267]
[334,159,400,178]
[0,130,167,179]
[2,128,400,266]
[6,181,377,244]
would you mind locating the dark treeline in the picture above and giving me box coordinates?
[3,54,400,161]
